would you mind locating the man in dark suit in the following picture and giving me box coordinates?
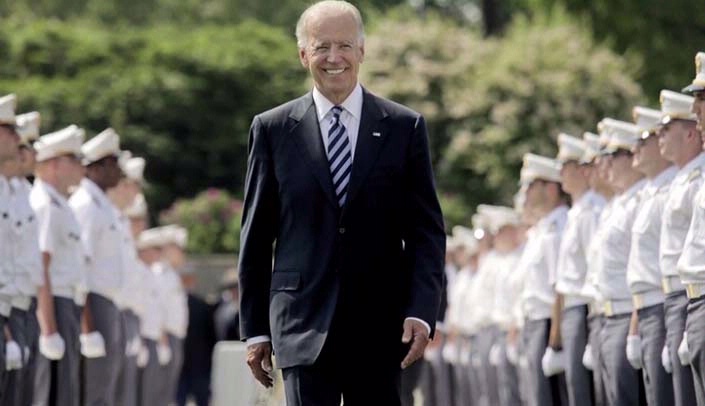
[238,1,445,405]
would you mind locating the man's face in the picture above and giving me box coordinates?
[658,121,690,162]
[108,178,139,210]
[0,125,19,161]
[693,91,705,139]
[560,161,583,195]
[607,150,633,188]
[18,146,36,176]
[55,154,85,189]
[91,156,121,189]
[525,180,546,211]
[632,135,660,172]
[299,11,364,104]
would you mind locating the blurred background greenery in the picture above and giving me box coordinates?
[1,0,703,252]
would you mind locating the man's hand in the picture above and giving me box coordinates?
[401,319,430,369]
[247,342,274,388]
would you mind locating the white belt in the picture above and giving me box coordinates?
[604,299,633,317]
[11,296,32,311]
[662,276,685,294]
[632,290,665,310]
[686,283,705,300]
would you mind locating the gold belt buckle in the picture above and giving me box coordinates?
[687,284,700,299]
[604,301,613,317]
[662,278,672,294]
[632,294,644,310]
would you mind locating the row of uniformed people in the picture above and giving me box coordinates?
[427,50,705,406]
[0,94,189,406]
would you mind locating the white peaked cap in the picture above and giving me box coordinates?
[34,125,85,162]
[124,193,147,219]
[160,224,188,249]
[683,52,705,94]
[556,133,587,163]
[477,204,520,234]
[632,106,662,137]
[0,94,17,126]
[604,119,640,152]
[16,112,41,145]
[137,227,169,250]
[520,153,562,185]
[660,90,696,124]
[123,157,146,183]
[581,132,601,163]
[82,127,121,165]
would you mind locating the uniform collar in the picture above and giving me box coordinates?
[313,83,363,123]
[675,152,705,182]
[539,204,568,228]
[81,178,111,209]
[35,179,69,207]
[648,165,678,189]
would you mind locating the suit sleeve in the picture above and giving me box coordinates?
[238,115,279,341]
[402,114,446,336]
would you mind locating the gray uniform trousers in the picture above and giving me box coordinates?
[588,314,607,406]
[33,297,81,406]
[83,293,124,406]
[686,296,705,405]
[665,291,697,406]
[115,310,140,406]
[475,326,500,406]
[521,318,566,406]
[3,307,31,406]
[23,300,40,406]
[637,304,675,406]
[0,315,7,402]
[139,339,168,406]
[165,334,184,404]
[495,332,521,406]
[429,346,455,406]
[560,305,593,406]
[598,312,642,406]
[467,335,482,406]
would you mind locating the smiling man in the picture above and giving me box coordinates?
[237,1,445,405]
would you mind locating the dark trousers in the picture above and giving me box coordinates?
[138,338,168,406]
[588,314,607,406]
[637,304,674,406]
[521,318,567,406]
[686,296,705,405]
[665,291,697,406]
[598,313,645,406]
[83,293,123,406]
[560,305,593,406]
[115,310,140,406]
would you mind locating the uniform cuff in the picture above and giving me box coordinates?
[246,335,271,346]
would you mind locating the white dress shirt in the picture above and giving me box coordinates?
[660,153,705,279]
[678,165,705,283]
[69,178,124,302]
[313,83,362,161]
[628,167,677,294]
[581,198,613,304]
[520,205,568,321]
[115,212,144,314]
[0,176,14,316]
[138,260,164,340]
[30,179,85,302]
[155,262,189,339]
[446,266,474,335]
[555,190,605,306]
[468,250,500,330]
[491,246,524,331]
[9,178,42,310]
[596,179,647,305]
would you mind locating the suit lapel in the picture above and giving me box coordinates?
[344,89,389,208]
[289,94,338,209]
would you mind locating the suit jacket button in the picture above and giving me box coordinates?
[338,227,345,234]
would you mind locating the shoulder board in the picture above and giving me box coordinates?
[688,167,702,183]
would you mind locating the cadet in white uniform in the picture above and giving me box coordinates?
[110,155,146,406]
[658,90,702,406]
[0,94,20,392]
[552,133,603,406]
[69,128,125,406]
[30,125,87,406]
[517,153,568,406]
[594,119,647,406]
[626,106,677,405]
[6,111,43,406]
[678,51,705,405]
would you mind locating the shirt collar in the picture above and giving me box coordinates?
[675,152,705,181]
[648,165,678,190]
[539,204,568,228]
[313,83,363,123]
[36,179,69,207]
[81,178,111,209]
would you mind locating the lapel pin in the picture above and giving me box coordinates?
[372,132,381,137]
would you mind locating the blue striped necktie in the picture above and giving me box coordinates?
[327,106,352,207]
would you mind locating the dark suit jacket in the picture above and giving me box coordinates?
[238,88,445,369]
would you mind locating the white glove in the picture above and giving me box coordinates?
[582,344,594,371]
[489,343,503,366]
[39,333,65,360]
[541,347,566,377]
[423,343,441,362]
[442,341,458,365]
[136,344,150,368]
[506,342,519,366]
[662,344,672,373]
[126,335,142,357]
[80,332,106,359]
[626,335,643,370]
[5,341,23,370]
[157,342,172,366]
[678,333,691,366]
[460,343,472,366]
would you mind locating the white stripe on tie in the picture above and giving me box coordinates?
[328,106,351,207]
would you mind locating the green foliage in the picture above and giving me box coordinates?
[362,11,643,229]
[160,188,243,254]
[0,18,307,214]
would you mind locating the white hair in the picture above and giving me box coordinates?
[295,1,365,49]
